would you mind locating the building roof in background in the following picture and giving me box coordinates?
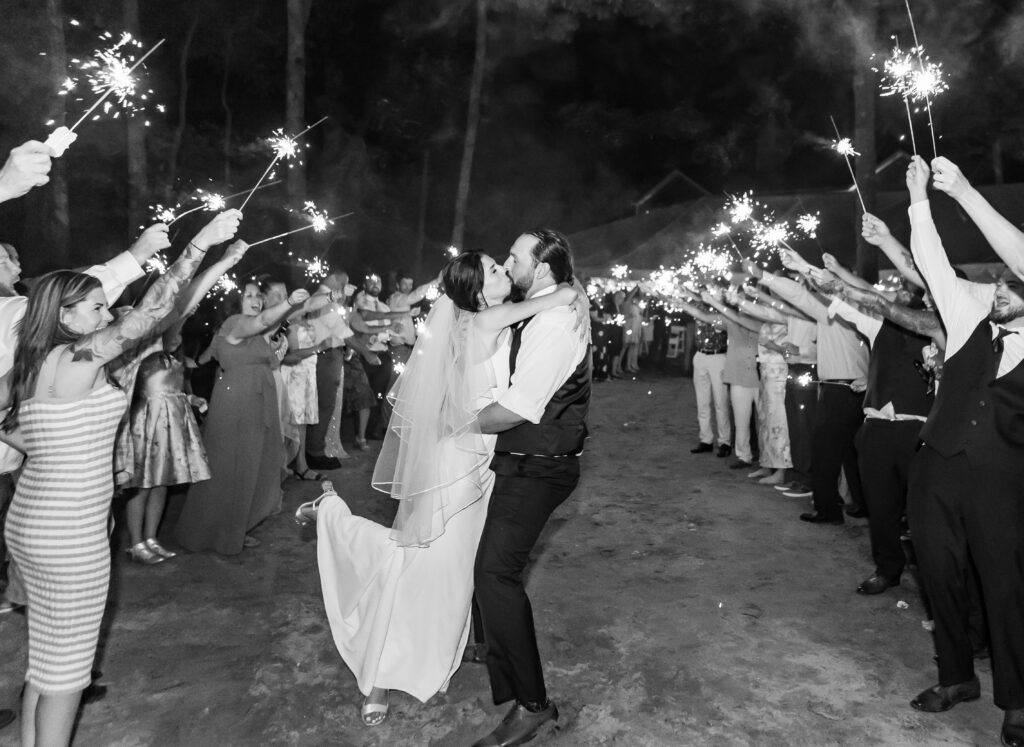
[571,184,1024,277]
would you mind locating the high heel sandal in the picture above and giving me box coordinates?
[127,542,164,565]
[294,481,337,526]
[361,690,390,727]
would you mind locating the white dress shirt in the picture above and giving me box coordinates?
[0,251,144,473]
[909,200,1024,377]
[496,285,587,425]
[353,291,391,352]
[761,273,869,385]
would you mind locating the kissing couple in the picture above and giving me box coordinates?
[302,228,591,746]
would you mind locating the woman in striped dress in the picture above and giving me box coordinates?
[0,212,240,746]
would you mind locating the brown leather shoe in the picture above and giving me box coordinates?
[472,701,558,747]
[910,676,980,712]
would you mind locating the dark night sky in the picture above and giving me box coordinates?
[1,0,1024,279]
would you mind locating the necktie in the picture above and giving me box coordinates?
[993,326,1018,356]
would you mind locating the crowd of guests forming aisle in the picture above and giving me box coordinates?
[0,138,593,747]
[0,138,456,744]
[669,154,1024,746]
[2,135,1024,747]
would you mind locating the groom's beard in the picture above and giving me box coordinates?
[509,277,531,303]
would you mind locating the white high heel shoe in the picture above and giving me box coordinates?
[294,480,337,526]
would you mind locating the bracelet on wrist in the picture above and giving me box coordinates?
[188,240,208,253]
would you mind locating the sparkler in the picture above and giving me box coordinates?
[246,211,352,248]
[47,33,165,157]
[611,264,629,280]
[829,117,867,213]
[425,284,441,302]
[903,0,945,156]
[875,40,918,155]
[145,252,168,275]
[446,245,460,258]
[302,257,329,281]
[728,193,755,224]
[796,213,820,239]
[69,34,164,131]
[239,117,328,211]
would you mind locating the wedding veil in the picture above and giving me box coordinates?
[371,295,495,547]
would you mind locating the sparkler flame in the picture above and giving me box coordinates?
[302,201,330,232]
[270,130,300,160]
[425,284,441,301]
[303,257,329,280]
[446,245,460,258]
[728,193,755,224]
[796,213,820,238]
[150,203,177,223]
[70,32,160,120]
[145,253,168,275]
[907,58,948,101]
[611,264,629,280]
[832,137,860,157]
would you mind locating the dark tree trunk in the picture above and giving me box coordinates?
[165,11,200,202]
[853,4,878,283]
[416,149,430,278]
[993,136,1004,184]
[451,0,487,248]
[286,0,313,252]
[123,0,148,234]
[221,32,234,186]
[44,0,70,264]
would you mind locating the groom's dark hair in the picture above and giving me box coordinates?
[525,229,574,284]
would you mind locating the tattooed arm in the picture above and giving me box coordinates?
[842,284,946,347]
[70,210,242,365]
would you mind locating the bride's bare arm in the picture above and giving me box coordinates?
[474,285,578,334]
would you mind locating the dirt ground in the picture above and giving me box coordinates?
[0,371,1003,746]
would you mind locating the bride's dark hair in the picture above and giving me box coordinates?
[442,252,485,312]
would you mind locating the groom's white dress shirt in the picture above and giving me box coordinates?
[497,284,587,425]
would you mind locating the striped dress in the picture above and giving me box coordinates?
[4,383,127,694]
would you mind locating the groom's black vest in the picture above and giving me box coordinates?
[495,317,591,457]
[921,319,1024,472]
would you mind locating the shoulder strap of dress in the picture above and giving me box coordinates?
[38,344,71,397]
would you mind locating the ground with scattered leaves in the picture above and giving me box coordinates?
[0,372,999,746]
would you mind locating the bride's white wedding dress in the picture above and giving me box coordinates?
[316,297,509,701]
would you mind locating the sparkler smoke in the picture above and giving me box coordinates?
[829,117,867,213]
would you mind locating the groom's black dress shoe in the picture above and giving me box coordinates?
[690,442,713,454]
[856,574,899,595]
[1002,709,1024,746]
[799,511,843,525]
[910,676,980,712]
[472,700,558,747]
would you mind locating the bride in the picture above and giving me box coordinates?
[302,250,581,725]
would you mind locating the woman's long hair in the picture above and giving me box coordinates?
[2,271,103,431]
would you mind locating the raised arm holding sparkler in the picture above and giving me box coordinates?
[0,141,54,202]
[861,213,927,290]
[930,156,1024,279]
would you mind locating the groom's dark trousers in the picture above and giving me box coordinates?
[474,453,579,705]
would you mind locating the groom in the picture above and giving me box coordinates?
[472,229,591,747]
